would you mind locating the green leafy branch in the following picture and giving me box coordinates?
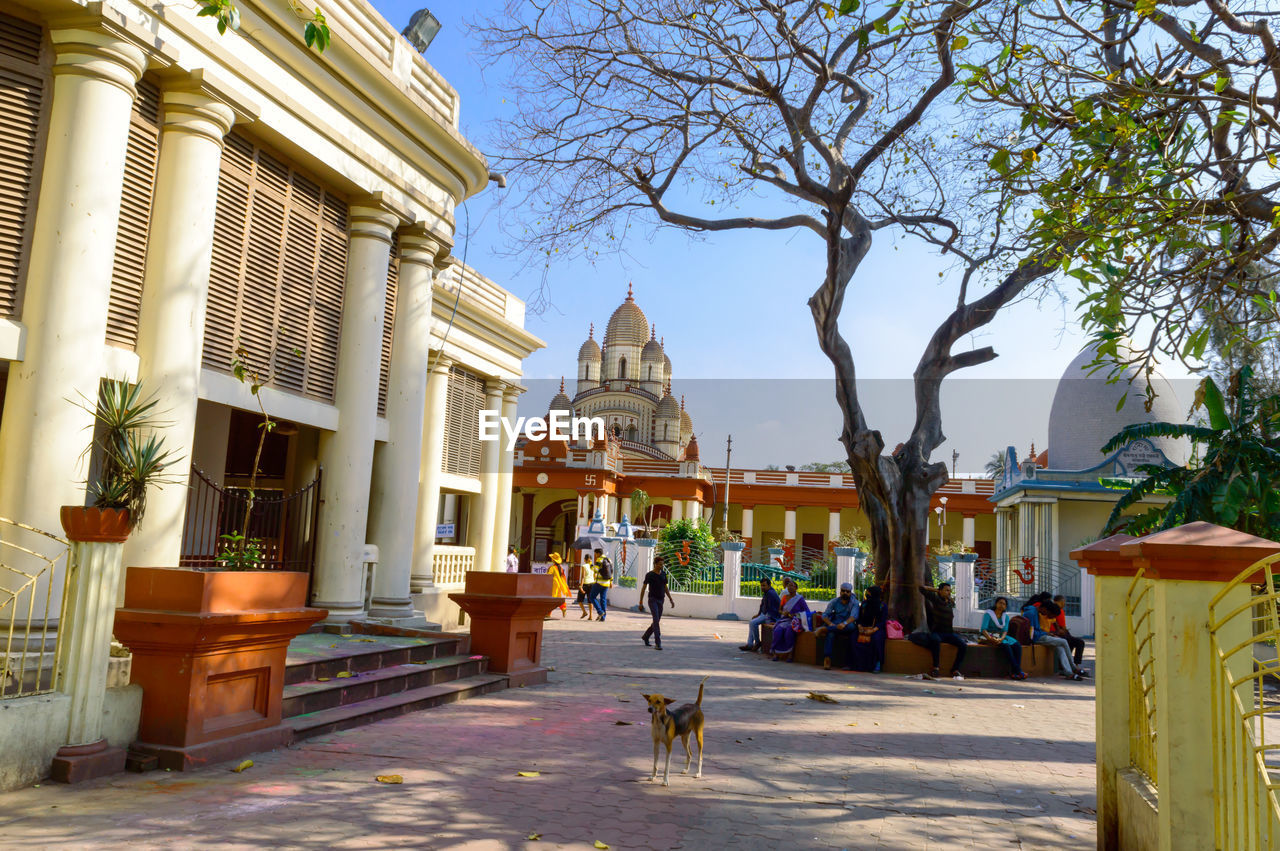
[197,0,330,53]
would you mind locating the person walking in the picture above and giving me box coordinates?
[547,552,570,618]
[577,555,596,619]
[504,545,519,573]
[640,555,676,649]
[590,548,613,621]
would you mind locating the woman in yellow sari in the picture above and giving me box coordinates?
[547,552,570,617]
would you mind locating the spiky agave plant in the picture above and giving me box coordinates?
[83,380,178,528]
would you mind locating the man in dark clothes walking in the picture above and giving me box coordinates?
[640,555,676,649]
[910,583,969,681]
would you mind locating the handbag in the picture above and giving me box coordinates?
[886,619,904,640]
[857,625,876,644]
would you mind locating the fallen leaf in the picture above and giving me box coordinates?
[336,672,353,678]
[232,760,253,773]
[339,634,352,638]
[617,697,631,703]
[528,833,542,840]
[614,720,633,726]
[712,633,722,639]
[847,723,857,727]
[806,692,838,704]
[530,717,543,721]
[594,843,610,850]
[517,771,541,778]
[376,775,403,784]
[355,638,377,643]
[317,677,331,682]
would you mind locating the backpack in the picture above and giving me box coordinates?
[1008,615,1033,646]
[596,558,613,582]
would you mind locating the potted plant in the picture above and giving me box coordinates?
[63,380,177,542]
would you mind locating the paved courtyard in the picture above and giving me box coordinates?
[0,610,1097,850]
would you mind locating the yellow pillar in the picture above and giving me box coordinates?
[468,382,503,570]
[0,28,146,539]
[123,84,237,571]
[489,383,520,570]
[367,230,443,619]
[410,354,451,590]
[1118,523,1280,851]
[311,202,398,621]
[1072,534,1139,851]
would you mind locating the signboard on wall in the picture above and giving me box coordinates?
[436,523,456,538]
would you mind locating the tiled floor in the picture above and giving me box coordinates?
[0,610,1096,849]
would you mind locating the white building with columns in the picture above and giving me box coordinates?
[0,0,541,630]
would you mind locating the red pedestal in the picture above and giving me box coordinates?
[113,567,326,770]
[449,572,563,687]
[50,739,126,784]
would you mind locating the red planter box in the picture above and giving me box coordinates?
[449,572,563,687]
[113,567,326,771]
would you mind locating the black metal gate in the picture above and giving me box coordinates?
[179,464,322,575]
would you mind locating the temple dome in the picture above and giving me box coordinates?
[578,324,601,361]
[681,433,700,461]
[604,284,649,348]
[679,397,692,434]
[641,335,663,361]
[656,392,680,419]
[548,377,573,413]
[1046,342,1189,471]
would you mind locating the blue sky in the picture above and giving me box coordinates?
[372,2,1192,469]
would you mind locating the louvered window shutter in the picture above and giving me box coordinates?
[0,11,48,319]
[203,131,349,401]
[377,235,398,416]
[442,367,485,477]
[105,78,160,348]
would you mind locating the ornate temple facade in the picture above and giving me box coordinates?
[507,288,998,569]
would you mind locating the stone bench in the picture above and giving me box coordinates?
[759,625,1057,677]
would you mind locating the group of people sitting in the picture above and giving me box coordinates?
[735,575,1090,681]
[738,577,888,672]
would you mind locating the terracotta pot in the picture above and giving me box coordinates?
[59,505,132,543]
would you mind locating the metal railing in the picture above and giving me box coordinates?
[432,545,474,587]
[1126,568,1158,782]
[180,465,322,573]
[1209,554,1280,848]
[974,556,1082,616]
[1,517,70,700]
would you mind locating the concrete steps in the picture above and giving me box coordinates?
[282,628,507,741]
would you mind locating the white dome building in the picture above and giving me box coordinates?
[1047,343,1189,471]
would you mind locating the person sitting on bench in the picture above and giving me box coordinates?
[816,582,860,670]
[1051,594,1086,668]
[910,583,968,681]
[740,577,781,652]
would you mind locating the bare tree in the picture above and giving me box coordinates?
[477,0,1068,627]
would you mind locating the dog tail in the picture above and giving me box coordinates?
[694,675,708,707]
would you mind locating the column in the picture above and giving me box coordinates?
[468,382,504,570]
[410,356,451,591]
[633,538,656,608]
[518,492,535,571]
[1071,535,1139,850]
[834,548,856,591]
[784,507,797,563]
[962,514,976,549]
[489,383,520,570]
[0,29,147,542]
[310,202,398,621]
[741,506,754,551]
[50,520,129,783]
[671,500,684,523]
[827,509,841,547]
[620,496,632,523]
[719,543,744,619]
[122,84,237,571]
[367,230,442,618]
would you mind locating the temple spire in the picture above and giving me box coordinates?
[626,281,634,302]
[559,376,565,393]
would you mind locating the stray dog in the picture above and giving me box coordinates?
[642,676,707,786]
